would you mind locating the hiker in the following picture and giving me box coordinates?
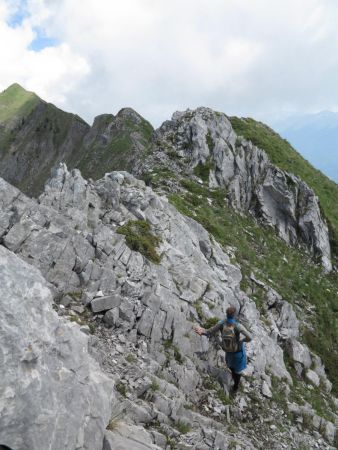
[194,305,252,393]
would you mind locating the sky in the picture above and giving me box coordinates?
[1,0,338,127]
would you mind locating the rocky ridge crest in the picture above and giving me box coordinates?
[0,164,336,449]
[138,107,332,271]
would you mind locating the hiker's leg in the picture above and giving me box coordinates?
[232,371,241,391]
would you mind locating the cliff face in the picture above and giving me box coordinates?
[139,108,332,271]
[0,165,336,449]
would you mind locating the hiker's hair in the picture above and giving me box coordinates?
[226,306,236,318]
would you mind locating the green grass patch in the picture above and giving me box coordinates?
[193,156,214,182]
[150,379,160,391]
[125,353,137,363]
[193,299,205,321]
[284,353,336,422]
[216,388,231,405]
[175,420,191,434]
[202,316,221,329]
[0,83,39,124]
[163,338,184,364]
[116,381,127,397]
[206,129,215,152]
[106,418,120,431]
[117,220,161,264]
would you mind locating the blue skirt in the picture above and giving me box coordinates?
[226,343,247,373]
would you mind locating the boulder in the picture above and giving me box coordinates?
[305,369,320,387]
[91,294,123,313]
[285,339,312,370]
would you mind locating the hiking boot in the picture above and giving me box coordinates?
[230,385,239,397]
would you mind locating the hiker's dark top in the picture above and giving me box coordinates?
[203,320,252,373]
[203,320,252,344]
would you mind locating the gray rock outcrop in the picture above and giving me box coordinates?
[0,164,336,449]
[0,245,114,450]
[140,107,332,271]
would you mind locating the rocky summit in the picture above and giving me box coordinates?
[0,85,337,450]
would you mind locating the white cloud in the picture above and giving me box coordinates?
[0,0,90,107]
[1,0,338,125]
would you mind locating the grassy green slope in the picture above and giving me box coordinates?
[0,83,39,123]
[168,178,338,397]
[0,84,40,156]
[230,117,338,261]
[0,84,90,196]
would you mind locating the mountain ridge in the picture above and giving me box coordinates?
[0,84,337,448]
[0,83,153,196]
[0,162,336,449]
[0,85,337,268]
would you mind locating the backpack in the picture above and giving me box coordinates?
[220,321,241,353]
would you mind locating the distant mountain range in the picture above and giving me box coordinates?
[270,111,338,183]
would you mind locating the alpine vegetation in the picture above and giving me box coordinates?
[0,84,337,450]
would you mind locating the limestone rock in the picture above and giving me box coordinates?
[0,246,114,450]
[261,381,273,398]
[91,294,123,313]
[305,369,320,387]
[285,338,312,370]
[0,163,336,450]
[103,423,162,450]
[138,107,332,270]
[323,421,336,444]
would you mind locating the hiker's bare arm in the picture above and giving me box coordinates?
[193,326,206,336]
[194,321,223,337]
[237,323,252,343]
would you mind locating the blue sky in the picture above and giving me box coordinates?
[6,1,59,52]
[7,8,27,27]
[28,29,59,51]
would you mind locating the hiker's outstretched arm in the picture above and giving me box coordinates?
[193,321,223,337]
[203,321,224,337]
[237,324,252,342]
